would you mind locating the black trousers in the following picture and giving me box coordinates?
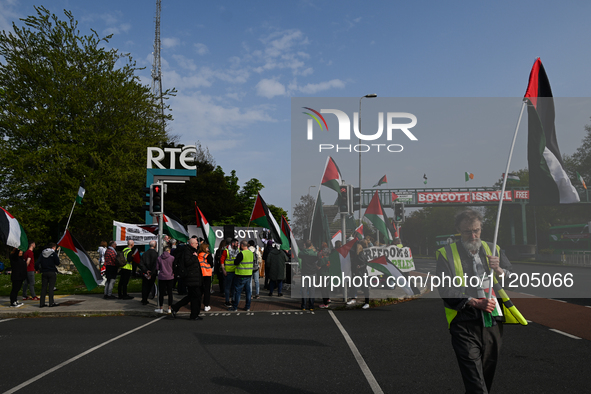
[173,285,202,319]
[450,319,503,394]
[10,279,24,304]
[118,269,132,297]
[141,274,157,302]
[158,279,174,308]
[40,272,57,306]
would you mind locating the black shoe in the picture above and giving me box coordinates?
[49,303,59,307]
[141,300,149,305]
[171,308,177,319]
[224,302,232,307]
[123,295,134,300]
[108,295,118,299]
[189,316,203,321]
[278,293,283,297]
[104,295,110,299]
[39,304,46,308]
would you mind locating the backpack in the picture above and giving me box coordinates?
[116,251,127,268]
[252,250,259,271]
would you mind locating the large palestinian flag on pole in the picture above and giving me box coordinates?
[58,230,102,290]
[363,191,392,242]
[525,57,579,204]
[321,156,343,194]
[281,216,299,259]
[0,207,28,251]
[195,204,216,254]
[250,193,289,249]
[163,213,190,242]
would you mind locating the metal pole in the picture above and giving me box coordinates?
[358,94,377,223]
[158,181,164,256]
[341,212,347,302]
[488,100,527,298]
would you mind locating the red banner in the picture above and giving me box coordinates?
[417,192,470,203]
[471,191,512,202]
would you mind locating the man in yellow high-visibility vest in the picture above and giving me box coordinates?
[436,209,526,393]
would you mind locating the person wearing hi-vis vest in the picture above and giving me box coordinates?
[228,240,254,312]
[436,209,526,394]
[118,240,135,300]
[221,238,240,307]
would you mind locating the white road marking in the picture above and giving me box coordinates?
[0,318,16,323]
[549,329,581,340]
[328,310,384,394]
[549,299,567,303]
[4,316,166,394]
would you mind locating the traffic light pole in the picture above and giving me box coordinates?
[341,212,347,302]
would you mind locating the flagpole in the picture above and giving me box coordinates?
[488,100,527,298]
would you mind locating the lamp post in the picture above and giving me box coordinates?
[358,94,377,222]
[308,185,316,196]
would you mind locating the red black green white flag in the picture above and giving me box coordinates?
[367,255,414,296]
[58,230,102,290]
[321,156,343,194]
[525,58,579,204]
[250,193,289,248]
[195,204,217,254]
[163,213,190,242]
[373,174,387,187]
[363,191,392,242]
[281,215,299,259]
[0,207,28,251]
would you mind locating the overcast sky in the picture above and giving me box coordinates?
[2,0,591,217]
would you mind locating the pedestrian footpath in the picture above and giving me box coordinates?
[0,284,419,318]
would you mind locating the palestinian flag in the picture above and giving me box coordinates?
[58,230,101,290]
[331,230,342,247]
[321,156,343,194]
[503,173,520,182]
[0,207,28,251]
[354,224,363,239]
[163,213,190,242]
[367,255,414,296]
[76,179,86,205]
[525,58,579,204]
[250,193,289,248]
[577,172,587,190]
[336,237,357,277]
[363,191,392,242]
[195,204,216,253]
[373,175,387,187]
[281,216,299,259]
[465,172,474,182]
[309,190,331,249]
[391,192,399,203]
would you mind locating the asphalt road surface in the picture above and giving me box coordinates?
[1,297,589,394]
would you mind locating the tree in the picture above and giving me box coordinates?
[0,7,172,247]
[291,194,315,239]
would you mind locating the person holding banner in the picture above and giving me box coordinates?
[436,209,525,393]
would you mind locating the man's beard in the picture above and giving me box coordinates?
[462,238,481,254]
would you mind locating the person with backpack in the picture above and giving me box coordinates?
[103,241,118,299]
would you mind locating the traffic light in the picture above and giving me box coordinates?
[394,203,404,222]
[352,187,361,211]
[339,185,349,213]
[142,187,151,211]
[150,183,163,215]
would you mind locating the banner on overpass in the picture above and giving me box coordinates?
[417,190,517,203]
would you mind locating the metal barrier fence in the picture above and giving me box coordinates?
[562,251,591,267]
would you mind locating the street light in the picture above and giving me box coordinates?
[358,93,377,222]
[308,185,316,196]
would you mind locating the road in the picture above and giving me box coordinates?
[1,297,590,394]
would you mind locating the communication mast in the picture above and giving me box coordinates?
[151,0,165,131]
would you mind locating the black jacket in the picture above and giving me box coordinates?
[10,252,27,281]
[139,248,158,274]
[181,245,203,287]
[38,248,60,273]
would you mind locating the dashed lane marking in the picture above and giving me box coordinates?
[549,329,581,340]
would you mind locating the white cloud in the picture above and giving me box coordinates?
[0,0,18,32]
[295,79,346,94]
[162,37,180,49]
[172,55,197,71]
[194,43,209,55]
[256,78,286,98]
[168,92,276,146]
